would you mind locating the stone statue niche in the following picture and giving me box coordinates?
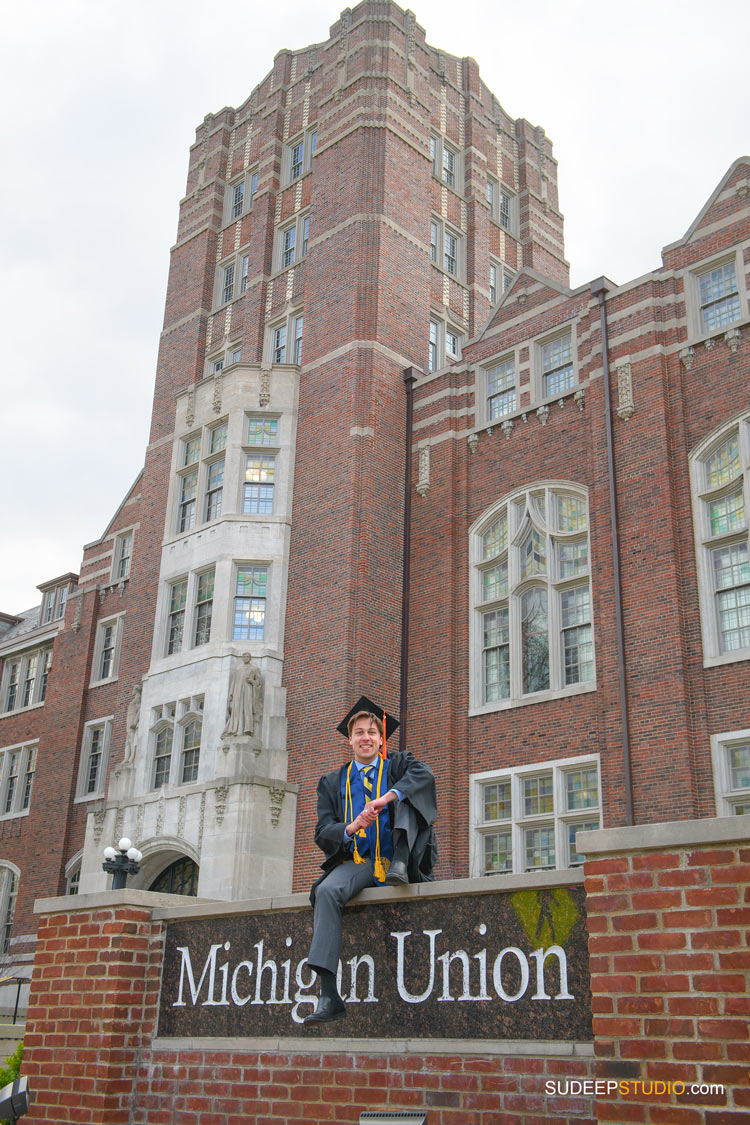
[109,682,143,799]
[221,653,263,756]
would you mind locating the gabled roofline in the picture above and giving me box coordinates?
[83,468,145,550]
[662,155,750,253]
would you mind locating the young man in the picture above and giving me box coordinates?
[303,697,437,1024]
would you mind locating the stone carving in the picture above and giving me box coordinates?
[616,363,634,421]
[215,785,229,826]
[213,373,223,413]
[467,433,479,453]
[114,807,124,844]
[136,802,144,846]
[156,790,165,836]
[573,389,585,412]
[198,791,206,848]
[679,346,696,370]
[725,327,741,354]
[178,796,186,838]
[416,443,430,496]
[71,594,83,634]
[536,405,550,426]
[185,390,195,426]
[269,786,286,828]
[704,337,715,351]
[222,653,263,740]
[92,808,107,845]
[501,418,514,440]
[259,365,271,407]
[116,684,142,773]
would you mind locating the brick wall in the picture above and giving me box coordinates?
[22,896,162,1124]
[582,816,750,1123]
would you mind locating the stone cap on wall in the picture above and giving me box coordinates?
[33,867,585,921]
[578,813,750,856]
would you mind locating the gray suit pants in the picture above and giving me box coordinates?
[307,858,374,975]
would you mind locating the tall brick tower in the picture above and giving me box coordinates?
[0,0,568,935]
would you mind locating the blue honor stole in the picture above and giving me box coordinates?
[342,757,394,884]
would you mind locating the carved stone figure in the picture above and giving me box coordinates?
[222,653,263,739]
[119,683,142,768]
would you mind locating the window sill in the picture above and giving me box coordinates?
[682,317,746,355]
[703,650,750,669]
[74,791,105,804]
[89,676,119,689]
[430,261,466,285]
[0,809,30,823]
[0,701,45,719]
[469,679,597,716]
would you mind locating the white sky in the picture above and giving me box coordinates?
[1,0,748,613]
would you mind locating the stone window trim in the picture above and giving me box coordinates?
[489,258,515,305]
[159,566,217,659]
[111,528,135,584]
[470,754,601,877]
[273,211,310,275]
[224,167,259,225]
[483,350,518,424]
[429,216,464,281]
[0,743,37,822]
[534,324,578,404]
[64,853,82,896]
[74,717,113,802]
[214,248,252,309]
[486,176,517,235]
[687,251,747,344]
[468,482,596,715]
[231,563,268,644]
[428,314,464,373]
[690,413,750,667]
[0,864,19,955]
[267,308,304,366]
[430,133,463,194]
[39,578,75,626]
[712,728,750,816]
[173,418,230,536]
[285,127,317,185]
[1,643,53,714]
[149,697,204,791]
[90,614,125,686]
[205,342,243,378]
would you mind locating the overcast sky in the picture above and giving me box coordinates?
[1,0,748,613]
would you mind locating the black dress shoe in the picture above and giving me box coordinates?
[302,995,347,1024]
[385,859,409,885]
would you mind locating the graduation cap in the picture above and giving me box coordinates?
[337,695,399,758]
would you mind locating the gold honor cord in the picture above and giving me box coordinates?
[345,758,389,882]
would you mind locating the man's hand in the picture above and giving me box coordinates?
[346,790,397,835]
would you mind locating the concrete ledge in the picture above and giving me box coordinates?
[578,813,750,856]
[150,1035,594,1058]
[33,868,586,923]
[151,867,585,922]
[34,889,217,916]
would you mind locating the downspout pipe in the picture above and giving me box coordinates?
[399,367,418,754]
[590,278,634,827]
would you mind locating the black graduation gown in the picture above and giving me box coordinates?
[309,751,438,903]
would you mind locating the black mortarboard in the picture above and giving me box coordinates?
[336,695,400,742]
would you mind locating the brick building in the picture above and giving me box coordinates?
[0,0,748,1031]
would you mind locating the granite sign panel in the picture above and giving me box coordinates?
[157,886,592,1040]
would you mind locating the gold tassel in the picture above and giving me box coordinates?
[374,858,385,882]
[352,843,365,865]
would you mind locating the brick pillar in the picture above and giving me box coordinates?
[581,816,750,1123]
[22,892,163,1124]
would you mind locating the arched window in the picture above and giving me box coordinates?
[470,484,595,711]
[149,857,199,897]
[690,415,750,663]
